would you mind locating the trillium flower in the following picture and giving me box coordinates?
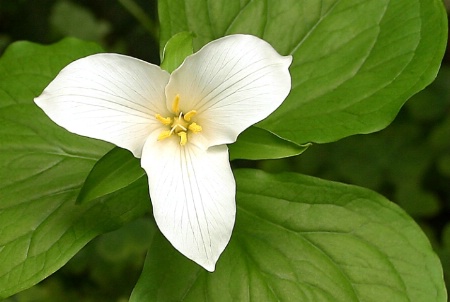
[35,34,292,271]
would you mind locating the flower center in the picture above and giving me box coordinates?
[155,94,202,146]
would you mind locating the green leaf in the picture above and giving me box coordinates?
[158,0,447,144]
[229,126,309,160]
[0,39,149,298]
[76,147,145,204]
[160,31,194,73]
[130,169,445,301]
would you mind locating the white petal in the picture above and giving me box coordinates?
[165,34,292,148]
[141,133,236,271]
[35,53,170,158]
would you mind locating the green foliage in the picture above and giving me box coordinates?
[277,66,450,221]
[130,169,445,301]
[0,38,149,298]
[159,0,447,145]
[275,66,450,293]
[0,0,448,300]
[4,218,155,302]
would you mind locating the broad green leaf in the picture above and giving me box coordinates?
[160,31,194,73]
[158,0,447,144]
[76,147,145,204]
[130,169,445,302]
[0,39,149,298]
[229,126,309,160]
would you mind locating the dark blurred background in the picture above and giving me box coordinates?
[1,0,449,301]
[0,0,160,62]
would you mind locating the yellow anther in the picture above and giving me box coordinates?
[156,94,202,146]
[178,131,187,146]
[183,110,197,122]
[157,130,172,141]
[155,114,172,125]
[188,122,202,133]
[172,94,180,115]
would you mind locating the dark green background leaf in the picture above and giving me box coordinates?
[158,0,447,145]
[0,39,149,298]
[130,169,446,302]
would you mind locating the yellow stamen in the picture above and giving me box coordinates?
[155,114,172,125]
[188,122,202,133]
[156,94,204,146]
[178,131,187,146]
[157,130,172,141]
[172,94,180,115]
[183,110,197,122]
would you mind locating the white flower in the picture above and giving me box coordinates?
[34,34,292,271]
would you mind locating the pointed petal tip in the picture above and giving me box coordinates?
[189,249,223,272]
[203,261,216,273]
[34,94,45,107]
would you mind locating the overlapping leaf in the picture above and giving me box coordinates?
[130,169,446,301]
